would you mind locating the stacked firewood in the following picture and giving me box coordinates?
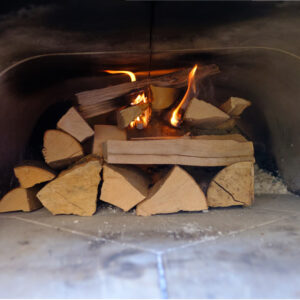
[0,66,255,216]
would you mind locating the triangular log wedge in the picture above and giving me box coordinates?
[207,161,254,207]
[14,161,56,188]
[116,103,149,128]
[58,154,100,178]
[101,164,150,212]
[136,166,208,216]
[219,97,251,117]
[184,98,230,128]
[57,107,94,142]
[42,129,84,169]
[37,160,102,216]
[0,187,42,213]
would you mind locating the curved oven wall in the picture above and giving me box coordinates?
[0,49,299,195]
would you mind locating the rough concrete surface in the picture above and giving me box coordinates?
[0,194,300,298]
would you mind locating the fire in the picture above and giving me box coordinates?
[104,70,136,82]
[170,64,198,127]
[105,69,151,129]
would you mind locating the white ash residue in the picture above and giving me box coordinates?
[254,164,291,195]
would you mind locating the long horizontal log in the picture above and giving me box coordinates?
[76,65,220,119]
[103,138,255,167]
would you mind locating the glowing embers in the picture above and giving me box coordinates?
[104,70,151,129]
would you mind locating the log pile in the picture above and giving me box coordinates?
[0,64,255,216]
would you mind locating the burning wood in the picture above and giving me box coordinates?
[1,61,257,216]
[76,68,191,119]
[116,102,149,129]
[169,64,220,127]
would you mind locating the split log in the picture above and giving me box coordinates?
[150,85,180,110]
[207,161,254,207]
[219,97,251,117]
[100,164,150,211]
[57,107,94,142]
[42,130,84,169]
[58,154,100,177]
[103,138,255,167]
[214,118,237,130]
[136,166,207,216]
[192,134,247,142]
[37,160,102,216]
[116,103,148,128]
[77,64,219,119]
[184,98,230,128]
[92,125,126,157]
[0,187,42,213]
[14,161,56,188]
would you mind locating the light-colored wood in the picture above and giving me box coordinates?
[207,161,254,207]
[77,65,220,119]
[105,154,255,166]
[184,98,230,127]
[214,118,236,130]
[37,160,102,216]
[150,85,180,110]
[14,161,56,188]
[192,134,247,142]
[42,130,84,169]
[103,138,254,166]
[136,166,207,216]
[57,107,94,142]
[92,125,126,157]
[0,187,42,213]
[101,164,150,211]
[116,103,148,128]
[219,97,251,117]
[58,154,101,178]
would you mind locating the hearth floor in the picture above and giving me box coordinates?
[0,194,300,298]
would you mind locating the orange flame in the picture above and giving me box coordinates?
[170,65,198,127]
[105,70,151,129]
[104,70,136,82]
[129,92,151,129]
